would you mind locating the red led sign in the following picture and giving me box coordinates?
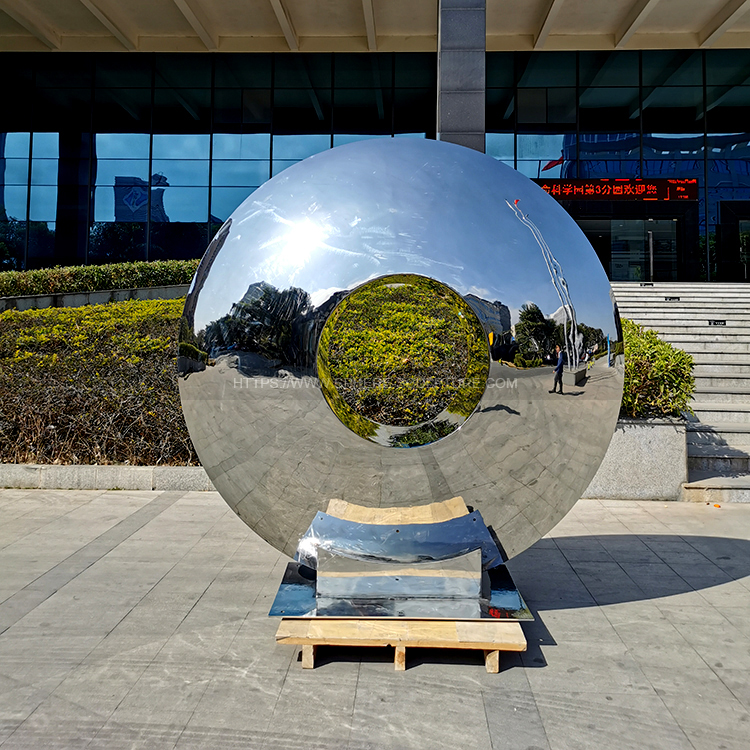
[532,178,699,201]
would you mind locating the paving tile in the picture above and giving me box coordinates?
[0,492,749,750]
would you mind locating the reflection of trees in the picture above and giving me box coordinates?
[515,302,605,366]
[203,284,312,364]
[0,216,24,270]
[88,222,146,263]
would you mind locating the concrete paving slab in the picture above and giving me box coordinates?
[0,492,750,750]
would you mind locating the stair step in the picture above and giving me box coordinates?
[681,471,750,503]
[687,420,750,433]
[695,375,750,388]
[690,403,750,422]
[691,357,750,369]
[692,386,750,404]
[661,341,750,353]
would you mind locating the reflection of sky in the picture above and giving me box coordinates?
[2,132,427,224]
[191,139,618,340]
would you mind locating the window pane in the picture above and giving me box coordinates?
[642,51,702,87]
[95,133,150,159]
[578,133,640,178]
[212,160,269,186]
[153,134,210,160]
[275,55,332,89]
[95,160,150,186]
[517,52,576,87]
[579,88,640,131]
[579,51,639,87]
[211,187,257,222]
[486,132,514,161]
[486,53,514,88]
[272,134,330,160]
[1,185,28,220]
[152,89,211,132]
[214,54,272,88]
[151,160,209,186]
[155,55,211,88]
[157,186,208,223]
[0,220,25,270]
[212,133,270,160]
[3,133,30,158]
[31,159,58,186]
[333,88,392,134]
[88,222,147,263]
[29,186,57,221]
[486,88,514,130]
[3,159,29,185]
[149,222,208,260]
[335,54,392,88]
[96,56,152,88]
[31,133,59,159]
[333,134,391,146]
[517,133,574,178]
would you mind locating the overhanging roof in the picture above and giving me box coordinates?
[1,0,750,53]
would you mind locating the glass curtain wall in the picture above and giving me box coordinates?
[4,50,750,278]
[0,52,435,270]
[486,49,750,281]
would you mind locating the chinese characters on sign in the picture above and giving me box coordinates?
[532,178,699,201]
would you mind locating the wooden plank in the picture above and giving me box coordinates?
[276,618,526,651]
[484,649,500,674]
[394,645,406,671]
[325,497,468,525]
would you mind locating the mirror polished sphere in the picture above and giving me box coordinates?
[178,138,623,560]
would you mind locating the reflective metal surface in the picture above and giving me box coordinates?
[295,510,502,570]
[268,561,533,620]
[179,138,623,560]
[315,547,482,600]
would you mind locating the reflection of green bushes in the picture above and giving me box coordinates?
[389,420,456,448]
[620,318,694,418]
[318,275,489,433]
[178,341,208,364]
[514,353,543,369]
[317,318,377,441]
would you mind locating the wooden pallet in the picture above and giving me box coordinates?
[276,617,527,673]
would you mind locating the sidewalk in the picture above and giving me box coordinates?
[0,491,748,750]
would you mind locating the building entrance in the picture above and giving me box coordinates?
[578,219,678,282]
[716,202,750,282]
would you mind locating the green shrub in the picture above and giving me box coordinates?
[513,353,542,369]
[620,318,694,418]
[0,259,199,298]
[0,298,196,465]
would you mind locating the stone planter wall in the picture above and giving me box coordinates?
[582,419,687,501]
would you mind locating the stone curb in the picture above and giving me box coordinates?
[0,284,190,313]
[0,464,215,492]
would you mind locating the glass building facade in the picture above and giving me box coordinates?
[2,49,750,281]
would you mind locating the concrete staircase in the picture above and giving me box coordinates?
[611,282,750,502]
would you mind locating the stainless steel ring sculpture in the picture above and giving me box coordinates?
[178,138,623,560]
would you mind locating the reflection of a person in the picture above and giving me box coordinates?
[549,344,564,394]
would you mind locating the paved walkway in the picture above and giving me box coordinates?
[0,491,749,750]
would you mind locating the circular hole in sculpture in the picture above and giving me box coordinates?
[316,274,490,448]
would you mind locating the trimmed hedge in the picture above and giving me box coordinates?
[0,298,196,465]
[620,318,695,419]
[0,260,199,299]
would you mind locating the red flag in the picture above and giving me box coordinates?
[542,154,564,171]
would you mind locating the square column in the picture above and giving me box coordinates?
[437,0,486,153]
